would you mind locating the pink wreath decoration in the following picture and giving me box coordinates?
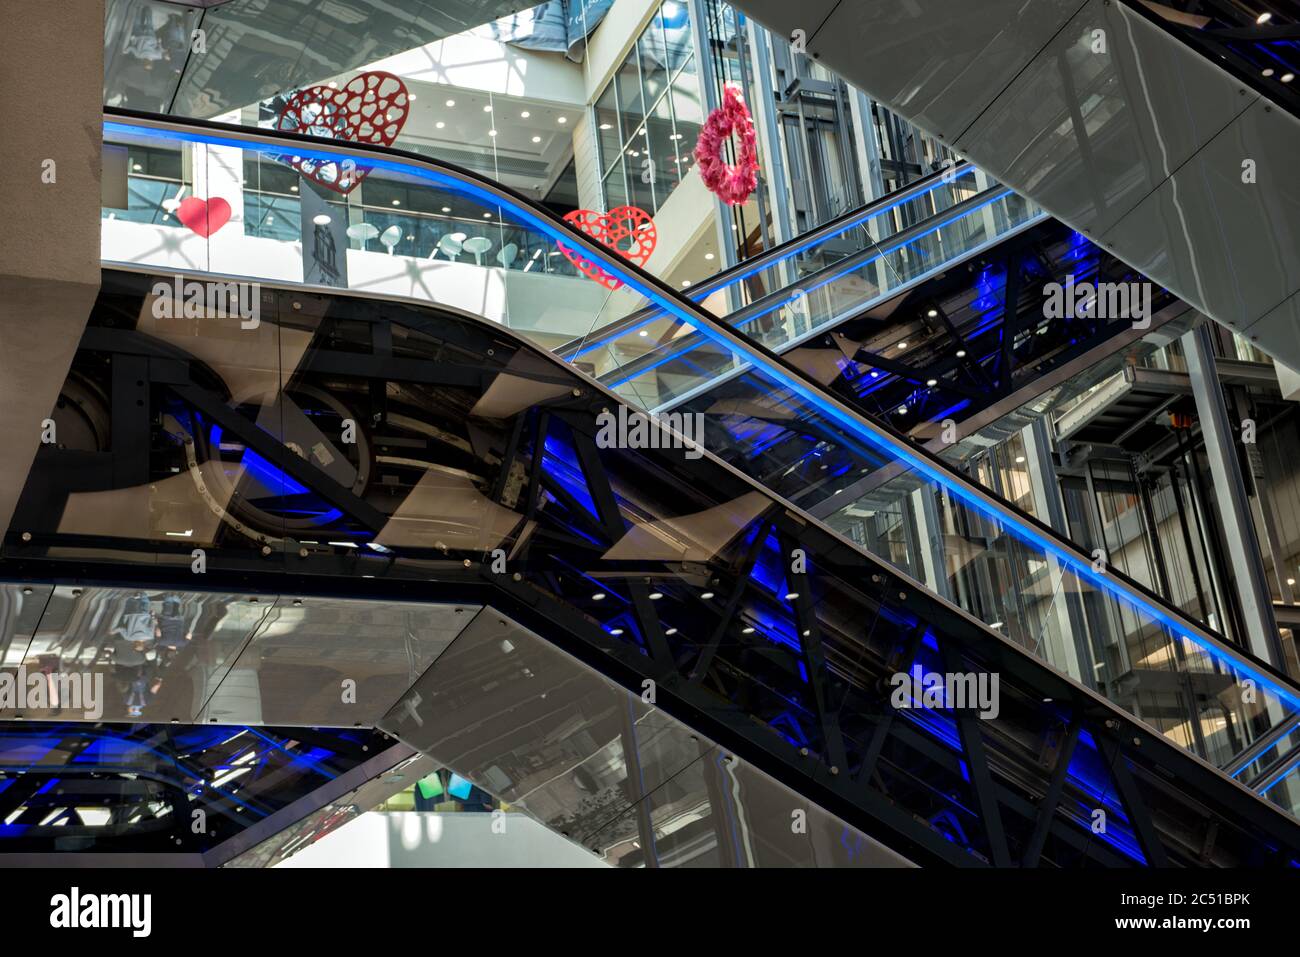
[694,84,759,206]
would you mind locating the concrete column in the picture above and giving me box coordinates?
[0,1,104,536]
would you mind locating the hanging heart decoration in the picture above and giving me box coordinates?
[695,83,759,206]
[275,70,410,195]
[557,206,657,290]
[175,196,232,237]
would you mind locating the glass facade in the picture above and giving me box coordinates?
[594,0,702,215]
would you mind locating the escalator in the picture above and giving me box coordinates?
[729,0,1300,368]
[83,113,1300,832]
[7,265,1300,867]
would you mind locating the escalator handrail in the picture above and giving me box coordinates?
[101,108,1300,714]
[555,160,983,359]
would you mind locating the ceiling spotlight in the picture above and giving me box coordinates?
[483,212,492,219]
[742,626,755,634]
[441,206,451,213]
[784,591,800,600]
[701,591,715,600]
[483,104,493,112]
[599,122,612,130]
[1264,67,1276,76]
[926,378,937,386]
[408,94,417,101]
[665,627,678,635]
[927,308,938,317]
[520,110,530,118]
[435,121,445,129]
[532,135,542,143]
[897,405,908,415]
[1015,455,1026,464]
[445,99,456,107]
[312,214,331,225]
[290,185,298,192]
[639,329,648,337]
[1284,72,1295,83]
[132,163,142,171]
[1257,11,1273,24]
[870,371,880,378]
[956,349,967,358]
[896,341,908,349]
[488,129,498,136]
[649,591,663,600]
[609,627,624,636]
[681,280,692,287]
[705,252,715,260]
[557,115,568,124]
[328,80,338,89]
[592,592,606,601]
[391,199,401,206]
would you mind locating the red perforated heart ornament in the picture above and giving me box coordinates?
[275,70,410,194]
[558,206,657,290]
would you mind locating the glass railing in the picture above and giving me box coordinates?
[11,265,1298,864]
[93,113,1300,806]
[570,186,1041,409]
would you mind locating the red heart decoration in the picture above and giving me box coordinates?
[176,196,232,237]
[558,206,657,290]
[276,70,410,195]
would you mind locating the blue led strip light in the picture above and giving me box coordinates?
[104,118,1300,719]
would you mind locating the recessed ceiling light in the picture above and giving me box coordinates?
[1284,72,1295,83]
[926,378,937,386]
[557,116,568,124]
[670,133,682,140]
[956,349,967,358]
[609,627,624,636]
[665,627,678,635]
[327,81,338,89]
[445,99,456,107]
[531,135,541,143]
[1015,455,1026,464]
[705,252,715,260]
[483,212,492,219]
[488,129,498,137]
[638,329,648,337]
[312,214,331,225]
[701,591,714,600]
[1264,67,1276,77]
[681,280,692,287]
[1257,11,1273,23]
[132,163,142,171]
[392,199,401,206]
[927,308,937,317]
[897,405,908,414]
[520,110,530,118]
[896,341,907,349]
[742,626,755,634]
[435,121,445,129]
[1290,578,1297,586]
[290,185,298,192]
[592,592,606,601]
[784,591,799,600]
[483,104,493,112]
[599,123,612,130]
[649,591,663,600]
[408,94,416,101]
[870,371,880,378]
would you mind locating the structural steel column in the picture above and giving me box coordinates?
[1182,325,1284,667]
[0,1,104,537]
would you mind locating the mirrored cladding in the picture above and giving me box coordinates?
[0,722,390,855]
[199,597,476,726]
